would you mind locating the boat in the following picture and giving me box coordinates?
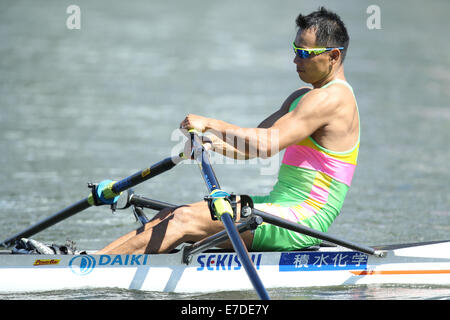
[0,240,449,293]
[1,131,449,298]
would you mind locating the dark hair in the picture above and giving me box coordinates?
[295,7,350,63]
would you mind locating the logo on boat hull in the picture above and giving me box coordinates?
[33,259,60,266]
[69,255,96,275]
[196,253,262,271]
[68,254,150,275]
[279,251,368,272]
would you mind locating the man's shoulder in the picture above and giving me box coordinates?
[288,86,343,119]
[281,87,312,111]
[289,86,312,100]
[320,80,355,103]
[307,82,354,109]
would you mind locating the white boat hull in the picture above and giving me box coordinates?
[1,241,449,293]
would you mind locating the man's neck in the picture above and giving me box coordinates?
[312,66,345,88]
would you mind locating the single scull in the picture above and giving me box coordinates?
[1,132,448,296]
[0,240,448,293]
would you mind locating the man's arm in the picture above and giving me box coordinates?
[182,87,336,158]
[269,88,337,151]
[257,87,311,128]
[204,87,311,159]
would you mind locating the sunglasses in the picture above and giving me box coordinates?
[293,42,344,59]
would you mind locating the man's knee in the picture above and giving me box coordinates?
[171,202,220,238]
[171,206,192,226]
[170,204,207,232]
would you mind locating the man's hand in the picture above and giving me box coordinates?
[179,114,210,132]
[181,129,214,159]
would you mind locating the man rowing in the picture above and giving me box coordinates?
[97,7,359,255]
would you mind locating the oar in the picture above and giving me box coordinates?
[125,193,381,256]
[1,154,184,248]
[188,129,270,300]
[126,193,177,211]
[108,154,184,195]
[1,198,91,248]
[252,208,382,256]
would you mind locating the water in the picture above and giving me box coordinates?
[0,0,449,300]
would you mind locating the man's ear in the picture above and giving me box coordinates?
[329,49,341,65]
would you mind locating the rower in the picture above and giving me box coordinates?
[96,7,359,256]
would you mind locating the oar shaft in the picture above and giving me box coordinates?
[112,155,183,194]
[221,213,270,300]
[129,194,177,211]
[2,155,183,248]
[183,215,263,263]
[1,198,91,247]
[189,130,270,300]
[253,208,377,256]
[133,193,377,256]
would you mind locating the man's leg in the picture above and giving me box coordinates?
[96,206,176,254]
[96,200,253,254]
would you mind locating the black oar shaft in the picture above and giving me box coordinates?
[1,198,90,247]
[253,208,377,256]
[1,155,183,248]
[129,194,177,211]
[112,155,182,194]
[131,193,378,256]
[183,215,262,264]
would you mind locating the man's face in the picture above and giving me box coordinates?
[293,28,335,85]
